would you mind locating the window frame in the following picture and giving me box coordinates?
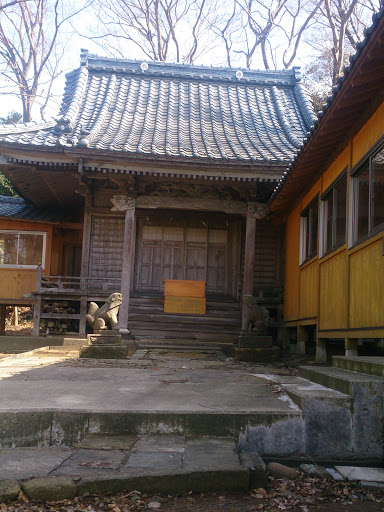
[0,230,46,269]
[300,194,319,265]
[319,168,348,258]
[350,138,384,247]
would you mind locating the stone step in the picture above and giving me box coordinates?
[137,340,231,353]
[250,373,353,459]
[0,436,250,499]
[332,356,384,377]
[131,327,238,342]
[297,366,383,460]
[129,312,241,326]
[299,365,383,396]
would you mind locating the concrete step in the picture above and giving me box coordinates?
[129,312,241,326]
[131,327,238,342]
[332,356,384,377]
[138,342,230,353]
[250,373,352,459]
[299,365,383,396]
[298,366,384,460]
[0,435,250,499]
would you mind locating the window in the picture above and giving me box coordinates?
[351,143,384,244]
[320,171,347,256]
[0,230,46,268]
[300,196,318,264]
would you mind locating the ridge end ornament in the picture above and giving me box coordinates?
[111,195,136,212]
[247,202,269,220]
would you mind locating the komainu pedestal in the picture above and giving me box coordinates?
[235,295,280,362]
[79,332,128,359]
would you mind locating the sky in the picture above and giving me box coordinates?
[0,1,338,121]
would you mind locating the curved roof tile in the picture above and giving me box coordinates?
[0,55,315,163]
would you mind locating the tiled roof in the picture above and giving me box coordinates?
[0,195,61,222]
[0,56,316,164]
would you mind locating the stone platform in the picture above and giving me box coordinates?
[0,347,382,463]
[0,435,250,500]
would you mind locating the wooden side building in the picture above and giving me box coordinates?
[270,8,384,360]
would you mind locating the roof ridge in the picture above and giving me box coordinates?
[81,50,301,86]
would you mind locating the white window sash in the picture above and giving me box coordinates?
[0,230,46,269]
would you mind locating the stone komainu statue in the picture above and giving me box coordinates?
[241,294,270,333]
[85,292,122,331]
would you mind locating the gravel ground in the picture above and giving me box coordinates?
[3,477,384,511]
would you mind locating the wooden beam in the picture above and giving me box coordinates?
[136,196,248,215]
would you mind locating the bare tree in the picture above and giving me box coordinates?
[0,0,93,122]
[0,0,30,11]
[87,0,223,64]
[303,0,381,86]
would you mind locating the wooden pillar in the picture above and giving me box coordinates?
[242,212,256,298]
[32,264,43,336]
[79,296,88,336]
[80,196,92,284]
[297,326,307,355]
[0,305,6,336]
[345,338,358,358]
[32,296,41,336]
[316,337,327,362]
[111,195,136,333]
[241,203,268,328]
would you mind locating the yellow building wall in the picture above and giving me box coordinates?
[0,220,53,303]
[319,250,348,331]
[299,261,318,320]
[284,100,384,336]
[349,238,384,328]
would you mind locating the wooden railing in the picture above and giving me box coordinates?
[35,265,121,293]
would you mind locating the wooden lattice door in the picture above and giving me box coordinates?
[136,220,230,295]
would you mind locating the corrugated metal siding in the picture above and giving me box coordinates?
[88,215,125,278]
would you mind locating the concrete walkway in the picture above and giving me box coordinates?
[0,348,302,447]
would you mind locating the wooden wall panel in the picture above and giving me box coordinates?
[88,215,125,279]
[349,239,384,328]
[299,261,318,320]
[0,220,53,302]
[253,221,283,291]
[0,269,36,301]
[319,251,348,330]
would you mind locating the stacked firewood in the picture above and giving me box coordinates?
[39,319,79,334]
[40,300,79,334]
[41,301,78,314]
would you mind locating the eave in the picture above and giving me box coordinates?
[0,143,287,182]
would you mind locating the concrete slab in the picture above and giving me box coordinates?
[0,355,299,414]
[0,352,302,448]
[133,435,185,452]
[125,450,183,472]
[0,447,73,480]
[0,435,250,497]
[184,438,240,471]
[335,466,384,483]
[51,449,127,476]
